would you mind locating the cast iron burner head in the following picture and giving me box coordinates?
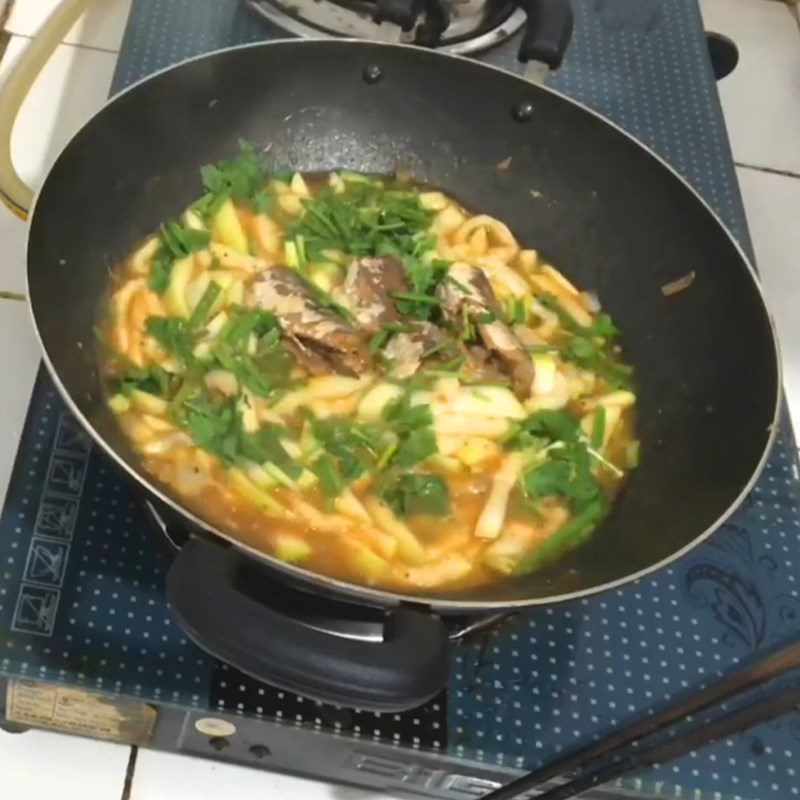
[244,0,526,54]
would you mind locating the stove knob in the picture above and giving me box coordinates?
[209,736,230,752]
[249,744,272,759]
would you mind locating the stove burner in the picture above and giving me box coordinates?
[245,0,526,54]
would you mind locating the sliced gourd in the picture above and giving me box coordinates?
[129,389,169,416]
[308,375,367,400]
[396,554,472,588]
[334,489,372,523]
[328,173,345,194]
[289,172,311,198]
[162,255,195,318]
[185,272,212,312]
[342,538,389,583]
[229,469,286,515]
[456,437,500,469]
[532,353,557,396]
[108,394,131,414]
[419,191,448,211]
[244,462,277,489]
[450,385,526,420]
[357,383,403,423]
[307,261,341,293]
[475,452,524,539]
[363,497,428,565]
[274,533,313,564]
[237,391,260,433]
[182,209,206,231]
[211,198,249,253]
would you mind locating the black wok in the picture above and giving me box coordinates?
[2,33,779,710]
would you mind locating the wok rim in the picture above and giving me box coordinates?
[25,38,783,612]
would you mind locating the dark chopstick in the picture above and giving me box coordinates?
[526,679,800,800]
[481,638,800,800]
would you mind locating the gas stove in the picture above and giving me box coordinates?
[245,0,527,54]
[2,1,800,799]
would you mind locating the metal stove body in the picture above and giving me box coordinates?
[2,1,800,799]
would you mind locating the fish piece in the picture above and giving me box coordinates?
[438,263,534,399]
[384,321,457,378]
[342,255,409,334]
[248,267,370,376]
[461,344,508,384]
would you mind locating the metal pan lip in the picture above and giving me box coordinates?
[25,38,783,613]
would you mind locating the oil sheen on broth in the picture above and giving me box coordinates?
[100,143,639,594]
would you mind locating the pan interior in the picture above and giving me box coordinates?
[27,41,779,608]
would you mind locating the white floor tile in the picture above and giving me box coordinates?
[4,0,133,52]
[699,0,800,174]
[131,748,382,799]
[0,727,130,800]
[0,34,117,293]
[0,299,40,509]
[737,166,800,432]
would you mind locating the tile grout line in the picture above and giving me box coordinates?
[3,29,122,56]
[735,162,800,180]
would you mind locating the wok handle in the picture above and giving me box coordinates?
[167,536,451,712]
[516,0,574,69]
[0,0,96,219]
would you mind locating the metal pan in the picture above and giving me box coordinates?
[0,3,780,710]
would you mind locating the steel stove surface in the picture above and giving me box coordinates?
[2,1,800,799]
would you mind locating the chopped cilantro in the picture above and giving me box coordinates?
[393,427,438,468]
[200,140,267,208]
[506,409,580,450]
[116,365,173,397]
[311,418,384,484]
[380,472,450,518]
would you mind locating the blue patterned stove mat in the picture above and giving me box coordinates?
[2,1,800,799]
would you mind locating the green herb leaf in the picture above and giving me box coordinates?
[380,472,450,517]
[187,281,222,330]
[147,221,210,294]
[313,454,345,498]
[591,405,606,450]
[513,496,607,575]
[200,140,267,207]
[183,396,240,463]
[239,424,302,478]
[394,427,438,468]
[146,317,194,365]
[311,418,383,484]
[521,459,572,499]
[161,221,211,259]
[507,409,580,449]
[117,365,173,397]
[148,247,174,294]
